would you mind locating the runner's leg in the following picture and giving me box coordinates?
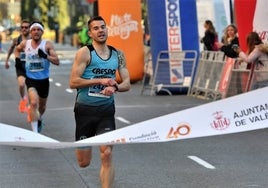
[27,87,40,132]
[75,148,92,167]
[99,145,114,188]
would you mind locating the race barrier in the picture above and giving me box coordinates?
[0,86,268,149]
[189,51,227,100]
[189,51,268,100]
[141,50,198,96]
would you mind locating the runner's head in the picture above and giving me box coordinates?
[20,20,30,37]
[87,16,108,44]
[29,21,44,41]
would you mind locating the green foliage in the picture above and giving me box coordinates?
[20,0,69,32]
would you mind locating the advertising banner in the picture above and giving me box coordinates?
[98,0,144,82]
[147,0,199,89]
[218,57,235,98]
[1,87,268,149]
[234,0,268,48]
[253,0,268,43]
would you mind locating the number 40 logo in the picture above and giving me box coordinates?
[166,123,191,139]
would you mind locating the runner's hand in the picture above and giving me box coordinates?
[100,78,117,87]
[5,61,9,69]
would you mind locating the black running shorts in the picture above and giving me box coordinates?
[25,77,49,98]
[74,102,116,141]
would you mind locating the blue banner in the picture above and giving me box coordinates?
[147,0,199,93]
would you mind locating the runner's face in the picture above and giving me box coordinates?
[89,20,108,43]
[21,23,30,36]
[30,27,43,41]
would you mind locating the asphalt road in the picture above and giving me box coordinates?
[1,42,268,188]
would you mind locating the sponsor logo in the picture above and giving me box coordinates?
[166,123,191,139]
[92,68,116,75]
[257,31,268,43]
[210,111,230,130]
[108,13,139,40]
[129,131,160,142]
[110,138,126,144]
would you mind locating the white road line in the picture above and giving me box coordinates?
[116,116,131,124]
[188,156,216,169]
[49,78,53,82]
[55,82,62,87]
[66,88,74,93]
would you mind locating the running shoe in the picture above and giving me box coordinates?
[18,98,28,113]
[38,119,44,133]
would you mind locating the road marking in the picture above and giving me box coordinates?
[188,155,216,169]
[66,88,74,93]
[49,78,53,82]
[116,116,131,124]
[55,82,62,87]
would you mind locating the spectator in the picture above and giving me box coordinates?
[234,32,268,90]
[76,21,92,47]
[217,24,239,58]
[200,20,218,51]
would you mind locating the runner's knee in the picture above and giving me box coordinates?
[78,159,91,168]
[76,149,92,168]
[100,146,113,165]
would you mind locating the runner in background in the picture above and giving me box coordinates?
[14,21,60,133]
[5,20,31,113]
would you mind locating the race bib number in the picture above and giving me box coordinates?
[28,59,45,72]
[88,85,110,98]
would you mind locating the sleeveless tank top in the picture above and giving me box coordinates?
[25,40,50,80]
[17,35,26,62]
[76,45,119,106]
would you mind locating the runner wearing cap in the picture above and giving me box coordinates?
[14,20,60,133]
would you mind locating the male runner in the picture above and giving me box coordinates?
[15,21,60,133]
[5,20,31,113]
[69,16,131,188]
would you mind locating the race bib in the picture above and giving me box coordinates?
[88,84,110,98]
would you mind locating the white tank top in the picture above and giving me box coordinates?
[25,40,50,80]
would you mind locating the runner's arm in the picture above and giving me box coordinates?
[5,38,17,68]
[116,50,131,92]
[46,41,60,65]
[14,40,26,58]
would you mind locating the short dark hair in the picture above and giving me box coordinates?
[21,19,30,25]
[87,16,106,30]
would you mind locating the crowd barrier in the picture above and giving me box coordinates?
[141,50,198,96]
[189,51,268,100]
[189,51,226,100]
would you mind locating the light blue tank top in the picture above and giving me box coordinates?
[76,45,119,106]
[25,40,50,80]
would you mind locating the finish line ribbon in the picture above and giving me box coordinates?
[0,87,268,149]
